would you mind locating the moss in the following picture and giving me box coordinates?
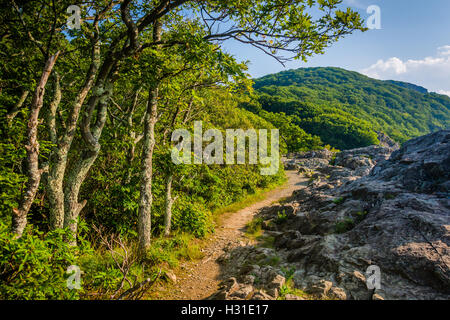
[258,235,275,249]
[335,218,355,234]
[245,217,264,239]
[258,255,280,267]
[384,193,397,200]
[354,210,368,222]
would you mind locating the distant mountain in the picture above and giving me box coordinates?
[385,80,428,94]
[248,67,450,150]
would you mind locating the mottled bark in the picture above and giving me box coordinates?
[46,43,100,230]
[138,20,162,254]
[45,73,65,229]
[47,73,61,144]
[12,51,59,236]
[122,88,144,184]
[138,85,159,253]
[63,148,94,243]
[64,81,112,245]
[163,174,174,237]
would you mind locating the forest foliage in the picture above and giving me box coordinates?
[246,67,450,150]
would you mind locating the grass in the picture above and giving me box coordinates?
[145,233,204,268]
[334,211,368,234]
[330,154,337,166]
[212,177,288,225]
[278,267,311,300]
[278,283,310,300]
[354,210,368,221]
[245,217,264,240]
[257,255,280,267]
[272,195,290,205]
[259,235,275,248]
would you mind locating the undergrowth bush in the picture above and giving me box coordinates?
[0,221,79,299]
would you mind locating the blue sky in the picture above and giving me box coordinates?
[221,0,450,95]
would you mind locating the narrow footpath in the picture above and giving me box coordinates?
[156,171,307,300]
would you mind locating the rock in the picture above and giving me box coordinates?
[252,290,273,300]
[376,131,400,150]
[306,279,333,296]
[372,293,385,300]
[266,274,286,298]
[242,275,256,285]
[285,294,305,300]
[165,270,177,284]
[334,144,396,169]
[329,287,347,300]
[289,149,334,160]
[285,131,450,299]
[229,284,254,299]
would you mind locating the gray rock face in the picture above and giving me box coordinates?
[290,130,450,299]
[371,130,450,194]
[376,131,400,149]
[215,130,450,300]
[334,144,395,169]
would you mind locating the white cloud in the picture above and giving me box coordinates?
[438,45,450,56]
[360,46,450,95]
[437,90,450,97]
[362,57,407,78]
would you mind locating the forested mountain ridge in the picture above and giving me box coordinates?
[247,67,450,150]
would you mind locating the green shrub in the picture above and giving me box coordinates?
[245,217,264,239]
[275,210,288,224]
[0,221,79,300]
[335,218,355,234]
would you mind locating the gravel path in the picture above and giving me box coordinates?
[158,170,306,300]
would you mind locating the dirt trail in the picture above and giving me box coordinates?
[158,170,306,300]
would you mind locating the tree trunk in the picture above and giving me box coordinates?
[63,148,95,244]
[45,73,65,229]
[138,85,159,253]
[46,43,100,230]
[64,81,112,245]
[137,20,162,254]
[12,51,59,236]
[163,174,174,237]
[123,88,143,184]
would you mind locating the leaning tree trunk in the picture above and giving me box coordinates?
[63,148,95,244]
[137,20,162,254]
[64,81,112,245]
[45,73,65,229]
[46,42,100,230]
[163,174,174,237]
[12,51,59,236]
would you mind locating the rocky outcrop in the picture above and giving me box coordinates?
[214,130,450,300]
[376,131,400,149]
